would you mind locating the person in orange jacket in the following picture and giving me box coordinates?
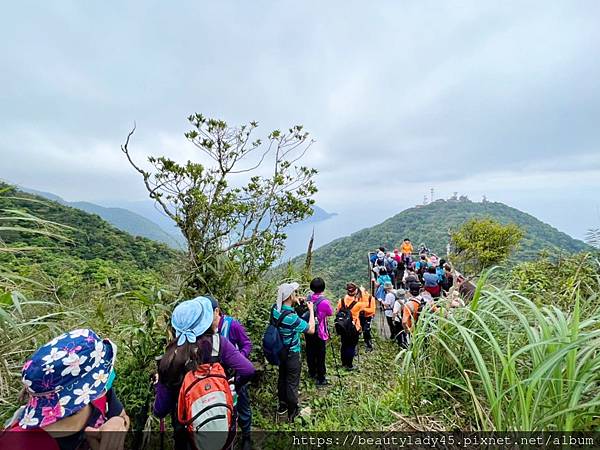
[402,290,438,335]
[336,283,365,369]
[400,238,414,266]
[357,285,376,352]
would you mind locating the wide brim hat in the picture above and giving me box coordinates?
[173,297,215,345]
[18,329,116,429]
[383,282,393,289]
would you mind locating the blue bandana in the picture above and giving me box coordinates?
[172,297,214,346]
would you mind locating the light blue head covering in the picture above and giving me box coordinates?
[172,297,214,346]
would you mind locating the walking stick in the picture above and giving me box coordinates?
[329,338,343,393]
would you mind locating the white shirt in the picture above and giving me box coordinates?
[383,292,395,317]
[392,299,404,322]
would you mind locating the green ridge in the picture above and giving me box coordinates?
[299,199,591,295]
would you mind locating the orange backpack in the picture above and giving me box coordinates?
[177,334,235,450]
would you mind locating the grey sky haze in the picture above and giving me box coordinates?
[1,1,599,241]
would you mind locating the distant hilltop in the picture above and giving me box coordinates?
[297,199,591,295]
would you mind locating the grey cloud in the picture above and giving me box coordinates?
[1,0,599,236]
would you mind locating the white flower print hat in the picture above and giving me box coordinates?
[18,329,117,429]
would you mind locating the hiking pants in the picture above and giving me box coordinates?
[340,333,359,367]
[396,326,409,348]
[278,351,301,418]
[237,382,251,436]
[385,316,396,339]
[305,332,327,382]
[360,315,373,349]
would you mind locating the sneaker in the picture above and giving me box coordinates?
[344,365,356,371]
[316,379,329,387]
[288,407,300,422]
[277,405,287,416]
[241,436,253,450]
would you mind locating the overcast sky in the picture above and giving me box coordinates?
[1,1,599,241]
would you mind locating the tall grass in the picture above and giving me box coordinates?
[400,270,600,431]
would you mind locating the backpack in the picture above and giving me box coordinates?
[334,299,358,337]
[177,334,235,450]
[404,298,424,328]
[301,295,324,323]
[262,306,295,366]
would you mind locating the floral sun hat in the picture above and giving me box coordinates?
[18,329,116,429]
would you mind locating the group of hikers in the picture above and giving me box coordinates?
[2,239,464,450]
[369,240,464,347]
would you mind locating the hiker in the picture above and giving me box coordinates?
[335,283,365,369]
[441,263,454,294]
[381,282,396,340]
[392,289,408,348]
[400,239,413,266]
[403,290,438,336]
[369,247,386,266]
[373,267,392,300]
[304,277,334,387]
[423,266,441,298]
[404,269,422,296]
[2,329,129,450]
[418,243,430,257]
[154,297,255,450]
[416,255,429,282]
[372,250,386,276]
[429,253,439,267]
[358,285,376,352]
[272,282,315,422]
[436,259,446,282]
[209,296,253,449]
[449,290,465,308]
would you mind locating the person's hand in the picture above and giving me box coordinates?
[85,414,129,450]
[307,301,314,312]
[152,373,159,385]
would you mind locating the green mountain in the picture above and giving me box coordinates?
[20,187,184,249]
[303,198,592,295]
[0,183,177,271]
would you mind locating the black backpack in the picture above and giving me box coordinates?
[334,299,358,337]
[301,295,325,324]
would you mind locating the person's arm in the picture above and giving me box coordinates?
[305,301,315,334]
[219,338,255,385]
[230,320,252,358]
[153,382,175,419]
[85,389,129,450]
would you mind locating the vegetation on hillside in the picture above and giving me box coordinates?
[450,217,524,274]
[302,198,591,295]
[0,183,177,271]
[1,174,598,437]
[122,115,318,301]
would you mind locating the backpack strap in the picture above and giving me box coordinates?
[275,309,294,328]
[211,334,220,357]
[346,299,358,311]
[220,316,233,340]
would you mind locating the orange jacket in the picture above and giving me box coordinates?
[401,242,413,255]
[358,288,376,318]
[402,298,421,332]
[403,297,438,332]
[337,295,364,332]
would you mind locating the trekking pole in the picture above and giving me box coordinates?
[329,338,343,393]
